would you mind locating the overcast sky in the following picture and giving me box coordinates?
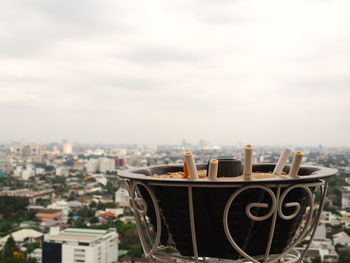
[0,0,350,146]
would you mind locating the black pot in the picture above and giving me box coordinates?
[120,164,336,259]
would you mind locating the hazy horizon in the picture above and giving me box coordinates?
[1,0,350,147]
[1,139,349,149]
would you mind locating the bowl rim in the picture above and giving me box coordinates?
[119,163,337,184]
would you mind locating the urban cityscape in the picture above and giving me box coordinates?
[1,0,350,262]
[0,141,349,263]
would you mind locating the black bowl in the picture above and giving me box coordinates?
[120,164,336,259]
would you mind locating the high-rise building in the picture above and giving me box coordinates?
[99,158,115,173]
[115,188,129,207]
[63,143,73,154]
[14,143,42,162]
[0,153,11,172]
[86,158,115,173]
[86,159,99,173]
[341,186,350,209]
[42,227,118,263]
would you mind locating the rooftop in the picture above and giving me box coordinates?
[0,229,43,244]
[45,228,110,243]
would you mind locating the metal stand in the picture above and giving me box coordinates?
[127,180,328,263]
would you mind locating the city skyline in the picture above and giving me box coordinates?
[1,0,350,146]
[1,139,350,149]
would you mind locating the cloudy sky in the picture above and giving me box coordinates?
[1,0,350,146]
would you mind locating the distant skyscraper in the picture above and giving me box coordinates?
[98,158,115,173]
[86,158,115,173]
[13,143,42,162]
[63,143,73,154]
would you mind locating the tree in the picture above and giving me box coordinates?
[97,202,105,210]
[90,217,99,225]
[26,242,40,254]
[0,197,29,216]
[2,236,19,258]
[89,201,97,208]
[338,249,350,263]
[26,258,37,263]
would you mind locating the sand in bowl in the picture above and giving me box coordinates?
[150,170,288,180]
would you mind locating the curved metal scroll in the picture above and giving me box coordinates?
[126,179,327,263]
[128,181,162,257]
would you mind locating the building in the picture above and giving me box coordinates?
[320,211,339,225]
[86,158,115,174]
[299,223,338,263]
[86,159,99,173]
[99,158,115,173]
[108,156,125,168]
[63,143,73,154]
[0,153,11,172]
[333,235,350,247]
[36,167,45,175]
[340,214,350,228]
[93,174,108,186]
[341,186,350,209]
[0,189,54,204]
[29,248,42,263]
[35,209,63,222]
[56,167,70,177]
[115,188,129,207]
[48,200,70,220]
[13,166,35,180]
[14,143,42,162]
[0,229,43,250]
[42,227,118,263]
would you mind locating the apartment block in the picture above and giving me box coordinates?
[42,227,118,263]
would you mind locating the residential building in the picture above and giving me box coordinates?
[340,214,350,228]
[333,235,350,247]
[0,154,11,172]
[86,159,99,173]
[0,189,54,204]
[48,200,70,222]
[35,209,63,222]
[341,186,350,209]
[86,158,115,174]
[29,248,42,263]
[99,158,115,173]
[93,174,108,186]
[320,211,339,225]
[56,167,70,177]
[42,227,118,263]
[0,229,43,250]
[115,188,129,207]
[36,167,45,175]
[14,143,41,162]
[13,166,35,180]
[299,223,338,263]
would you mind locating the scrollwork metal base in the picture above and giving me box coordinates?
[126,180,328,263]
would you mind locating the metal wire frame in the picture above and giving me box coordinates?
[126,179,328,263]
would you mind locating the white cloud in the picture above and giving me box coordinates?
[0,0,350,146]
